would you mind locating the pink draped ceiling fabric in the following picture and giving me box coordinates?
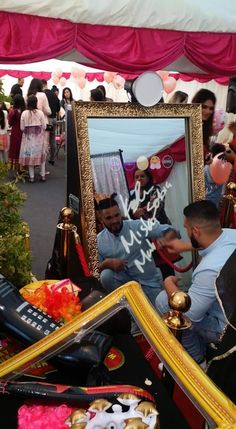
[1,11,236,77]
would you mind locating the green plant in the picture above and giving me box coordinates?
[0,79,11,104]
[0,163,32,287]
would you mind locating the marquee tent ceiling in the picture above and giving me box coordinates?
[0,0,236,76]
[88,118,185,162]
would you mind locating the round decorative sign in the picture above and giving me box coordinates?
[162,155,174,169]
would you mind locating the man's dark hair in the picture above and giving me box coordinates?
[90,87,105,101]
[98,193,118,211]
[210,143,226,158]
[41,79,47,86]
[96,85,106,98]
[183,200,220,226]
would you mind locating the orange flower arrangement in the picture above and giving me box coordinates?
[21,280,81,323]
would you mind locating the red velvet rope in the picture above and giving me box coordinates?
[75,243,91,277]
[154,243,193,273]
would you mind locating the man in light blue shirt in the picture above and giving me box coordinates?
[97,195,176,306]
[155,200,236,364]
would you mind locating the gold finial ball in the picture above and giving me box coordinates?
[168,291,191,313]
[227,182,236,191]
[60,207,74,224]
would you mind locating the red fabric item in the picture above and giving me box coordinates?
[75,243,91,277]
[1,11,236,76]
[0,68,230,85]
[8,108,23,168]
[125,136,186,189]
[153,241,193,273]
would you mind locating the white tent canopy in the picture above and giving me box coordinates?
[1,0,235,32]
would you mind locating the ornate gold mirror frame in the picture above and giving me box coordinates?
[72,101,205,276]
[0,283,235,428]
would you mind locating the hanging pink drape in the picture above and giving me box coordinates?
[1,11,236,76]
[0,69,230,85]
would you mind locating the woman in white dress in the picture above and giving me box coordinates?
[27,78,51,165]
[19,95,47,182]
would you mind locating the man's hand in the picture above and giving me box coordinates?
[102,258,128,272]
[164,275,179,296]
[162,238,193,254]
[133,207,147,219]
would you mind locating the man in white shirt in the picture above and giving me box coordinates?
[155,200,236,364]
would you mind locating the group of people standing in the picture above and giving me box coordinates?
[2,78,74,182]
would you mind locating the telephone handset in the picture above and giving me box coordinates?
[0,274,112,369]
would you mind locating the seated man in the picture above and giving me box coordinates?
[155,200,236,366]
[97,194,177,306]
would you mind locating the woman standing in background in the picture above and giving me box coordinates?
[61,87,74,109]
[191,89,216,163]
[19,95,47,182]
[8,95,25,170]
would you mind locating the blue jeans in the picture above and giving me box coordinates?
[100,268,163,307]
[155,290,223,363]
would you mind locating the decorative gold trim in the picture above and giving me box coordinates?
[73,102,205,275]
[0,282,235,428]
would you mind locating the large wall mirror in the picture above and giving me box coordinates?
[73,102,205,281]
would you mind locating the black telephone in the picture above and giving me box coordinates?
[0,274,112,371]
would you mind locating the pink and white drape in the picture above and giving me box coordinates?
[1,11,236,77]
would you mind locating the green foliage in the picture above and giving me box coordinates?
[0,163,32,287]
[0,79,11,103]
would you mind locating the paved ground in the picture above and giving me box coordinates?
[17,151,66,280]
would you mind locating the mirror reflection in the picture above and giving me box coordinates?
[88,117,192,288]
[73,102,204,304]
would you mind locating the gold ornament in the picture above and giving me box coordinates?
[168,291,191,312]
[135,401,159,417]
[71,424,87,429]
[89,399,112,411]
[68,409,87,424]
[60,207,74,222]
[124,417,149,429]
[118,393,139,402]
[227,182,236,191]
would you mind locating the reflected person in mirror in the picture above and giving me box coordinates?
[155,200,236,366]
[97,194,178,306]
[128,168,174,279]
[128,168,171,224]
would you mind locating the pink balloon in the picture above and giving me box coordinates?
[77,77,86,89]
[55,68,63,78]
[59,77,67,87]
[209,153,232,185]
[52,75,59,85]
[163,76,177,94]
[70,67,79,78]
[212,109,227,134]
[77,69,86,78]
[112,75,125,89]
[157,70,169,81]
[104,71,117,83]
